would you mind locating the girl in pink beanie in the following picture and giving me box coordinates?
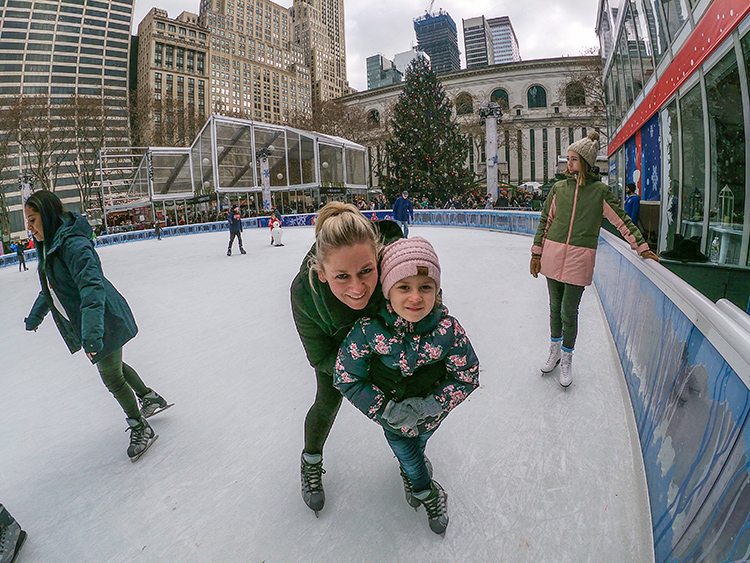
[333,236,479,536]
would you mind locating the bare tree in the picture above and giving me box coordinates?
[557,50,606,120]
[0,104,17,253]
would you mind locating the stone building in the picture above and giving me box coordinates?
[338,56,607,189]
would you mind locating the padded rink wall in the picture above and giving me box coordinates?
[4,208,750,561]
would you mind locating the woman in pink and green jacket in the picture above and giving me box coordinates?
[529,131,659,388]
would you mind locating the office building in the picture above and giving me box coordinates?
[0,0,134,237]
[136,9,209,145]
[463,16,494,68]
[393,46,429,76]
[291,0,349,103]
[198,0,311,124]
[413,9,460,74]
[487,16,521,63]
[366,54,402,90]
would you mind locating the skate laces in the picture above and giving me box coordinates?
[422,483,447,519]
[301,459,325,491]
[140,393,166,417]
[127,420,151,448]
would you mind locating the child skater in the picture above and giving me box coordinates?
[530,130,659,388]
[334,236,479,536]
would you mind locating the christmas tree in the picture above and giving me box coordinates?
[383,56,475,205]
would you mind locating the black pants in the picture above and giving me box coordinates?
[547,278,585,350]
[228,231,244,250]
[18,254,27,271]
[303,369,342,455]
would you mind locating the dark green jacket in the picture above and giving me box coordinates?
[25,213,138,363]
[290,220,403,377]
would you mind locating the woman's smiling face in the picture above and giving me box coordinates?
[317,242,378,310]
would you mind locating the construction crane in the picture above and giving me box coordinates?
[425,0,434,14]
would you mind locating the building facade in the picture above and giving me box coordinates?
[339,56,606,190]
[0,0,134,240]
[136,9,209,146]
[487,16,521,64]
[393,46,429,76]
[599,0,750,273]
[366,54,402,90]
[413,10,460,75]
[290,0,348,103]
[197,0,311,124]
[463,16,495,68]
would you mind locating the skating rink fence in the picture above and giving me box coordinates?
[4,208,750,562]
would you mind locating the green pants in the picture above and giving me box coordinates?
[95,348,150,420]
[547,278,585,350]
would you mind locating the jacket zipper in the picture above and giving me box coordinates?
[560,180,580,281]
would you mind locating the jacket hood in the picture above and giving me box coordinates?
[48,213,94,255]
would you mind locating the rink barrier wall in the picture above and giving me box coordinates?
[5,209,750,560]
[594,230,750,563]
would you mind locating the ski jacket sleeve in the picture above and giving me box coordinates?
[60,236,108,355]
[601,188,649,254]
[532,186,556,255]
[25,291,50,330]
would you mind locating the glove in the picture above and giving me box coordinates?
[382,400,419,431]
[401,396,443,420]
[530,254,541,278]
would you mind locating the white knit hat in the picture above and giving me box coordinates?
[380,237,441,298]
[567,130,600,167]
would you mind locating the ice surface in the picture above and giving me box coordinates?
[0,225,653,563]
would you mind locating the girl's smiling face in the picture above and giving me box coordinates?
[387,274,436,323]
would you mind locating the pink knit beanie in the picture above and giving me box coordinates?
[380,236,441,298]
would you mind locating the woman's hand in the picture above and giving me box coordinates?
[640,250,660,263]
[530,254,541,278]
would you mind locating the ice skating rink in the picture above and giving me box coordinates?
[0,225,653,563]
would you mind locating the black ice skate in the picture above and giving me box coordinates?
[300,452,325,516]
[400,456,433,510]
[0,504,27,563]
[126,417,158,462]
[139,390,173,419]
[415,481,449,537]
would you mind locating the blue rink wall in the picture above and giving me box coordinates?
[3,208,749,561]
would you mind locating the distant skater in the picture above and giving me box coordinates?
[23,191,170,462]
[530,131,659,387]
[227,204,246,256]
[334,236,479,536]
[15,239,28,272]
[270,212,283,246]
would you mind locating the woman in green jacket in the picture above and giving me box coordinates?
[24,191,169,462]
[290,202,403,515]
[530,131,659,388]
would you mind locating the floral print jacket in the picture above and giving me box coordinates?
[334,302,479,437]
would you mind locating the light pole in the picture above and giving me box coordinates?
[478,102,503,201]
[256,145,274,211]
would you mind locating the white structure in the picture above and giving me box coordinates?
[393,47,430,76]
[463,16,495,68]
[487,16,521,63]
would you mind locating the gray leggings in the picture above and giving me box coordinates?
[547,278,585,350]
[95,348,150,419]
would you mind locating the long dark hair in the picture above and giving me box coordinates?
[24,190,70,259]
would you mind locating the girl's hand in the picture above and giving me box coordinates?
[640,250,660,263]
[530,255,541,277]
[86,352,95,360]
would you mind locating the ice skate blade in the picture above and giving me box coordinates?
[130,434,159,463]
[144,403,174,419]
[314,510,319,518]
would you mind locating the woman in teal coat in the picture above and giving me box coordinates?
[23,191,169,462]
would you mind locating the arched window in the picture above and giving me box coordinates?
[565,82,586,106]
[455,92,473,115]
[527,85,547,108]
[367,108,380,125]
[490,88,509,110]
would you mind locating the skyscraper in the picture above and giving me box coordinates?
[393,46,430,77]
[487,16,521,63]
[198,0,311,124]
[463,16,495,68]
[291,0,349,103]
[0,0,134,234]
[366,55,402,90]
[413,9,460,75]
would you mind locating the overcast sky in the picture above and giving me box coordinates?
[132,0,601,92]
